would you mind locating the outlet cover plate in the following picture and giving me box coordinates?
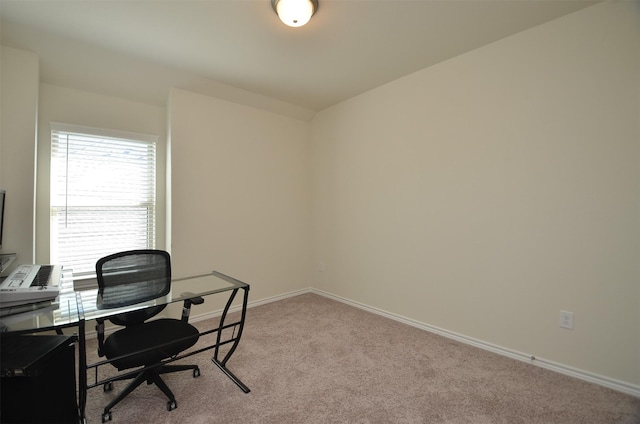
[560,310,574,330]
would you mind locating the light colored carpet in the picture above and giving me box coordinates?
[82,293,640,423]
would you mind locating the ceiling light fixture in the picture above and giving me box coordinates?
[271,0,318,28]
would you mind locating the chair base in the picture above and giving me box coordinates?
[101,364,200,422]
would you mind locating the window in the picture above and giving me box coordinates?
[50,123,157,279]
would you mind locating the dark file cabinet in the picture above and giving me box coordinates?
[0,334,78,423]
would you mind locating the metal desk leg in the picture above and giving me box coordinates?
[211,286,251,393]
[77,318,87,424]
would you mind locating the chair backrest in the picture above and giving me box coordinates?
[96,249,171,325]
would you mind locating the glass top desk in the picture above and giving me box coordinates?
[0,269,251,424]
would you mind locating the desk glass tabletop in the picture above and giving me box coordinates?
[0,270,248,332]
[80,270,248,322]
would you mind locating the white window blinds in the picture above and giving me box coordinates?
[50,123,157,278]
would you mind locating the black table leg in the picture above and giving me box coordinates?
[212,286,250,393]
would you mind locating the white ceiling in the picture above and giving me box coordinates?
[0,0,599,119]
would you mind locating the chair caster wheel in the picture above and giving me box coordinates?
[101,411,112,422]
[103,381,113,392]
[167,399,177,411]
[193,368,200,378]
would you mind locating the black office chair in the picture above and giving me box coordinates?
[95,249,203,423]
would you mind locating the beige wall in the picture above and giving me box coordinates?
[0,46,39,265]
[168,88,312,304]
[311,1,640,385]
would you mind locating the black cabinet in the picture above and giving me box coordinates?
[0,334,78,423]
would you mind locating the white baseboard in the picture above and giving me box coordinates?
[84,286,640,398]
[188,287,313,323]
[310,288,640,398]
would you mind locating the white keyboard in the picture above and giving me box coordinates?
[0,264,61,307]
[1,264,41,289]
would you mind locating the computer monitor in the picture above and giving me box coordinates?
[0,190,5,250]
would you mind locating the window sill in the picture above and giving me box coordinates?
[72,275,98,291]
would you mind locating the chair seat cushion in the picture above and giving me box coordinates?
[103,319,200,370]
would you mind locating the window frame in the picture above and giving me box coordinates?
[49,122,159,281]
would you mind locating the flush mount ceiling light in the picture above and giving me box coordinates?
[271,0,318,28]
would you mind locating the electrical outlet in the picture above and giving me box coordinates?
[560,310,574,330]
[318,261,326,272]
